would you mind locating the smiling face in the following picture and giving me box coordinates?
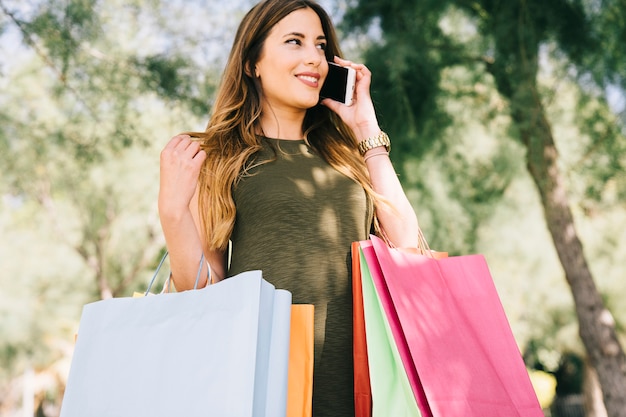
[254,7,329,114]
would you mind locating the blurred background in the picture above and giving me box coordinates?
[0,0,624,416]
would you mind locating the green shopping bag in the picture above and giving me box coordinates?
[359,247,422,417]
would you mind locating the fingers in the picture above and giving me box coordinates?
[180,138,203,160]
[331,56,372,96]
[163,134,206,162]
[164,134,187,150]
[166,134,196,152]
[320,97,341,112]
[193,148,207,166]
[333,56,371,77]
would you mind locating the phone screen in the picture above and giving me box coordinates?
[320,63,355,106]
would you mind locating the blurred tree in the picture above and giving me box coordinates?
[1,0,624,414]
[0,0,199,300]
[344,0,626,414]
[0,0,245,412]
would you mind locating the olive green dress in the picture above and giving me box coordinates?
[228,137,373,417]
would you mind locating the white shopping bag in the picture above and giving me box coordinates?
[60,270,292,417]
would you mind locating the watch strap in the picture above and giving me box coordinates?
[357,131,391,155]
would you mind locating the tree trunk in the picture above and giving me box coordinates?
[506,74,626,416]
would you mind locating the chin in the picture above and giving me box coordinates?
[301,96,321,109]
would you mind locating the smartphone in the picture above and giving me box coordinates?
[320,62,356,106]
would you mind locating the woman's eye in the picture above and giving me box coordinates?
[286,39,301,45]
[317,43,327,50]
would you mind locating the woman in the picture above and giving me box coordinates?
[158,0,420,415]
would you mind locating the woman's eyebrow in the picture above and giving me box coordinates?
[282,32,327,41]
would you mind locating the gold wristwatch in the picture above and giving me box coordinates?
[357,131,391,155]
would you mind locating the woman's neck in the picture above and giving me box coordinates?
[259,106,306,140]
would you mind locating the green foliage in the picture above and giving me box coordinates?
[0,0,233,409]
[138,54,192,99]
[133,53,217,117]
[575,91,626,206]
[581,0,626,90]
[342,0,458,160]
[23,0,101,78]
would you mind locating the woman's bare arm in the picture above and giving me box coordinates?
[322,57,420,248]
[158,135,227,290]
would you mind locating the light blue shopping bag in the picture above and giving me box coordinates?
[60,270,292,417]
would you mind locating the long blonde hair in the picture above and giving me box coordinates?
[190,0,380,252]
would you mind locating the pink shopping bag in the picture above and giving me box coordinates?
[362,235,543,417]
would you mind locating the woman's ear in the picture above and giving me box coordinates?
[244,62,259,78]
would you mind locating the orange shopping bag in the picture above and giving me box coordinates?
[287,304,314,417]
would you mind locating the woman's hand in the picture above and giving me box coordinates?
[158,135,207,219]
[320,56,381,140]
[158,134,221,289]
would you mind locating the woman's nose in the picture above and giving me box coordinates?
[305,45,323,66]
